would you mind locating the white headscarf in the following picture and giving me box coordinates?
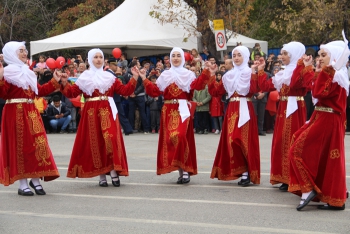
[320,35,350,96]
[3,41,38,94]
[272,42,305,91]
[156,47,196,93]
[222,46,251,98]
[75,48,115,96]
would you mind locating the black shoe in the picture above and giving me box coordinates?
[182,174,190,184]
[125,131,133,136]
[238,178,251,186]
[317,204,345,210]
[111,175,120,187]
[29,180,46,195]
[59,129,67,134]
[296,190,317,211]
[197,131,204,134]
[259,132,266,136]
[99,180,108,187]
[18,188,34,196]
[204,129,208,134]
[176,176,183,184]
[279,183,289,192]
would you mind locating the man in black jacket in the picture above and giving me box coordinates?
[47,95,71,133]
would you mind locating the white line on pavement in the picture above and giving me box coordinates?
[0,210,336,234]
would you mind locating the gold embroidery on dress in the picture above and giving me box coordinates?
[241,122,249,157]
[115,120,123,161]
[170,131,179,147]
[281,113,292,182]
[168,83,183,97]
[87,108,102,168]
[99,108,111,130]
[168,109,180,131]
[162,106,168,166]
[23,88,33,97]
[34,135,51,166]
[28,111,44,134]
[280,84,290,95]
[228,137,234,164]
[103,132,113,157]
[330,149,340,159]
[228,112,238,134]
[16,104,25,174]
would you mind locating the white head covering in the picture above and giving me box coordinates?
[272,42,305,91]
[3,41,38,94]
[75,48,115,96]
[320,34,350,96]
[222,46,252,98]
[156,47,196,93]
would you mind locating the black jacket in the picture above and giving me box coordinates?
[47,102,71,120]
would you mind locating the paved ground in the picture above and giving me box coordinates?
[0,131,349,234]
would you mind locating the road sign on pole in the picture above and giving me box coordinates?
[213,19,227,51]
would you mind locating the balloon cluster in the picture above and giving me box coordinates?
[46,56,66,69]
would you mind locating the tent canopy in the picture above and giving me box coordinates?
[30,0,268,57]
[30,0,198,57]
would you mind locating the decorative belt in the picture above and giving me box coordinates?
[5,98,34,104]
[315,106,334,113]
[229,97,252,102]
[85,96,108,102]
[164,99,181,104]
[280,96,304,101]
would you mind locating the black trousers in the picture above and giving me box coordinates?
[150,110,160,131]
[196,111,209,131]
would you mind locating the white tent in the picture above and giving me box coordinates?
[30,0,198,57]
[226,32,268,55]
[30,0,268,57]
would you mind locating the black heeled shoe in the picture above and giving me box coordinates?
[18,188,34,196]
[99,180,108,187]
[296,190,317,211]
[279,183,289,192]
[238,177,250,187]
[29,180,46,195]
[317,204,345,210]
[182,174,190,184]
[111,175,120,187]
[176,176,183,184]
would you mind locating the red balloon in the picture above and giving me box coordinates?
[55,56,66,69]
[112,48,122,59]
[46,58,56,69]
[184,52,192,61]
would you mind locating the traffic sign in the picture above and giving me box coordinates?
[215,30,227,51]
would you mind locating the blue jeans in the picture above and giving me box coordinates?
[50,115,72,131]
[128,96,150,132]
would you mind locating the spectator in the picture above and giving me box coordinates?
[0,54,5,66]
[193,85,211,134]
[118,53,128,69]
[191,48,202,70]
[76,54,84,64]
[200,46,211,61]
[250,43,265,61]
[209,72,224,134]
[67,63,77,77]
[76,63,86,77]
[61,95,77,133]
[47,95,71,133]
[265,53,275,73]
[224,59,233,72]
[145,75,163,133]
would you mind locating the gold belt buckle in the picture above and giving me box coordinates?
[100,96,107,100]
[27,99,33,104]
[172,99,178,104]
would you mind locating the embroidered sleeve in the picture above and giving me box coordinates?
[50,78,60,90]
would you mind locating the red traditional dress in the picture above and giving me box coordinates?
[258,59,313,185]
[0,78,60,185]
[143,69,211,175]
[289,55,348,206]
[61,78,136,178]
[208,74,260,184]
[209,81,224,117]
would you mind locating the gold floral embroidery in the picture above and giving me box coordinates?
[99,108,111,130]
[34,135,51,166]
[103,132,113,157]
[170,131,179,147]
[162,106,168,166]
[115,119,123,161]
[87,108,102,168]
[241,122,249,157]
[228,112,238,134]
[168,109,180,131]
[228,137,234,164]
[330,149,340,159]
[168,83,183,97]
[281,112,292,182]
[280,84,290,96]
[16,104,25,174]
[27,111,44,134]
[23,89,33,97]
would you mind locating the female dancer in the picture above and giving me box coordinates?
[209,46,260,186]
[257,42,311,191]
[59,48,138,187]
[139,47,216,184]
[288,36,349,211]
[0,41,60,196]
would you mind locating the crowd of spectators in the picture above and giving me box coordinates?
[0,45,349,135]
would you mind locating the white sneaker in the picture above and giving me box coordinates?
[215,130,220,134]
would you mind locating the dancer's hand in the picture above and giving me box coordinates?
[138,68,147,81]
[302,55,313,67]
[251,60,259,73]
[257,57,265,71]
[131,66,139,80]
[315,60,322,73]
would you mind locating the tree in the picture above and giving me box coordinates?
[271,0,350,45]
[48,0,124,37]
[150,0,254,57]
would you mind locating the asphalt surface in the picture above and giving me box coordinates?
[0,131,349,234]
